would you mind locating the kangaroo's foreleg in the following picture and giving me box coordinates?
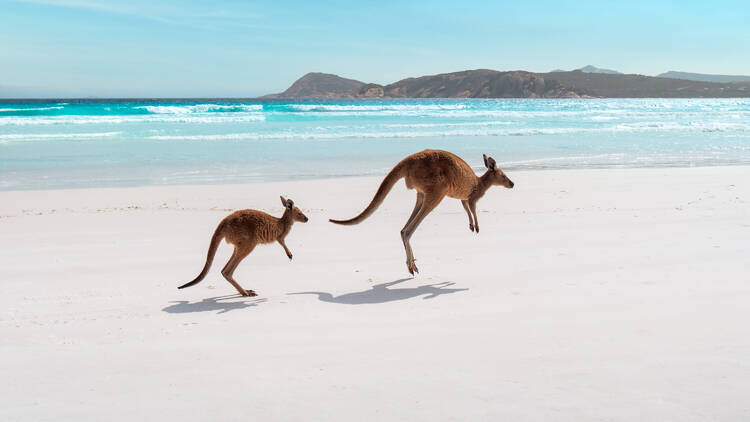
[278,238,293,260]
[221,243,256,296]
[401,193,443,275]
[461,200,475,232]
[469,200,479,233]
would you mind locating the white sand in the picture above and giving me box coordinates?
[1,166,749,421]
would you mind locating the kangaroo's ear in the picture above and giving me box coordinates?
[487,155,497,170]
[286,198,294,209]
[280,196,287,207]
[483,154,496,170]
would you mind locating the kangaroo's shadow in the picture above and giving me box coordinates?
[162,294,267,314]
[289,278,468,305]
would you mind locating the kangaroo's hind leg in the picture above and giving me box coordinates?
[401,192,424,272]
[221,243,256,296]
[401,192,443,275]
[406,192,425,227]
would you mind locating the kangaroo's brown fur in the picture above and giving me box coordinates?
[329,149,514,274]
[179,196,308,296]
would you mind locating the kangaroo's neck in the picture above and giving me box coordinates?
[276,210,294,238]
[469,172,493,202]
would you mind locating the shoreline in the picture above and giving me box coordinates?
[1,164,747,209]
[2,162,749,193]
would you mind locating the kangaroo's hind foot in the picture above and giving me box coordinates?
[406,258,419,275]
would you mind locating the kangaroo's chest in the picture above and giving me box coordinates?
[445,180,475,199]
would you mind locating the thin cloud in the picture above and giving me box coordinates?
[12,0,279,30]
[13,0,175,24]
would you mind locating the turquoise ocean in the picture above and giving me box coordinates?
[1,98,749,190]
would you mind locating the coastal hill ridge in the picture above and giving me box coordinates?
[265,69,750,99]
[656,71,750,83]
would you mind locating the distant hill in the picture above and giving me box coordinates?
[269,70,587,99]
[579,65,622,74]
[372,69,584,98]
[266,69,750,99]
[542,70,750,97]
[263,72,365,98]
[550,65,622,74]
[656,71,750,83]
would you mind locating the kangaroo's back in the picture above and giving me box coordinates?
[400,150,477,193]
[222,209,280,244]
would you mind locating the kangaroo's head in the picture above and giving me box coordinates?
[280,196,309,223]
[483,154,514,189]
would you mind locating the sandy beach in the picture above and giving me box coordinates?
[1,165,749,421]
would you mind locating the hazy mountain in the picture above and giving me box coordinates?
[656,71,750,83]
[262,72,365,98]
[550,65,622,74]
[578,65,622,74]
[267,69,750,99]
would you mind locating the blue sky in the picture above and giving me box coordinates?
[1,0,749,97]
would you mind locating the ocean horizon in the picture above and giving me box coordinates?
[1,98,749,190]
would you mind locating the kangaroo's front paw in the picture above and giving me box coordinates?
[474,225,479,234]
[287,253,293,260]
[243,289,257,297]
[469,223,475,232]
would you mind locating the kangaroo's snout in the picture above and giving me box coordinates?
[508,180,515,188]
[294,209,309,223]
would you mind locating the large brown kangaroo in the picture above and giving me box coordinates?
[330,150,514,274]
[179,196,309,296]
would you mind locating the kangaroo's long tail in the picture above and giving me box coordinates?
[329,164,405,226]
[178,221,225,289]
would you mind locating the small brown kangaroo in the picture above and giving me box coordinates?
[330,149,514,274]
[179,196,309,296]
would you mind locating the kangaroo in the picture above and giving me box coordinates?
[329,149,514,274]
[178,196,309,296]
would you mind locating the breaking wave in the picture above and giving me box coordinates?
[134,104,263,114]
[0,114,265,126]
[0,106,65,112]
[147,121,750,142]
[0,132,121,143]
